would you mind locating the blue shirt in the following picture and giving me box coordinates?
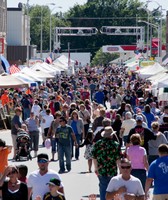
[95,91,105,104]
[148,156,168,194]
[71,120,78,135]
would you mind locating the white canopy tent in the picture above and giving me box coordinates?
[41,63,61,74]
[0,75,29,88]
[31,63,56,75]
[21,67,54,82]
[138,63,165,79]
[53,55,75,74]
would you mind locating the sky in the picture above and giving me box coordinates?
[7,0,168,14]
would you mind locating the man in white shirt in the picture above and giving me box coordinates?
[27,153,64,200]
[106,158,144,200]
[120,112,135,145]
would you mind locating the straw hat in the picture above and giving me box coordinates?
[101,126,116,138]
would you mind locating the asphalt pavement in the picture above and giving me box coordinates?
[0,129,99,200]
[0,129,153,200]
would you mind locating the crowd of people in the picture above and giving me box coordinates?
[0,64,168,200]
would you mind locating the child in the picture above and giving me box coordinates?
[17,164,28,183]
[79,130,93,173]
[0,139,12,177]
[35,178,65,200]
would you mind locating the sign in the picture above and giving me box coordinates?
[102,45,125,53]
[151,38,159,57]
[0,38,4,54]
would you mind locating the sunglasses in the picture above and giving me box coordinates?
[121,166,131,169]
[38,159,48,163]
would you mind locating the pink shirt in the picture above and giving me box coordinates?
[127,145,146,169]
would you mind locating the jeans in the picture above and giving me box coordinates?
[98,176,112,200]
[29,131,39,151]
[71,134,81,159]
[23,108,30,121]
[58,144,71,172]
[51,138,58,153]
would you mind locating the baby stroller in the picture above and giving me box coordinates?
[15,131,32,161]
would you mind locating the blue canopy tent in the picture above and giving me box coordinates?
[0,55,10,73]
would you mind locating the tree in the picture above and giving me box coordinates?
[63,0,147,59]
[91,48,119,66]
[29,5,70,51]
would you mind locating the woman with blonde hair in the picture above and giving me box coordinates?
[68,110,84,160]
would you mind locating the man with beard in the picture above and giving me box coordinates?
[27,153,64,200]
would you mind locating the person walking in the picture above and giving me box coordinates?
[27,153,64,200]
[145,144,168,199]
[25,112,39,157]
[106,158,145,200]
[11,107,22,159]
[92,126,121,200]
[56,117,78,173]
[127,133,149,189]
[68,110,84,160]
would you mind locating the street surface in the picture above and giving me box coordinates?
[0,129,99,200]
[0,129,153,200]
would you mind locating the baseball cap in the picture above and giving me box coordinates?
[46,178,61,186]
[37,153,49,162]
[136,115,143,121]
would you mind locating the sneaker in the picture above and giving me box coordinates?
[58,170,65,174]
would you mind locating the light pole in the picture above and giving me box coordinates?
[49,4,62,54]
[137,3,151,58]
[138,20,159,60]
[40,6,43,59]
[148,0,164,60]
[27,0,29,67]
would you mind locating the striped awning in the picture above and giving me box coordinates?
[9,65,20,74]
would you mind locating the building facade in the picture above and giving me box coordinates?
[7,7,30,46]
[0,0,7,56]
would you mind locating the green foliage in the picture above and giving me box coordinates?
[91,48,119,66]
[29,5,70,51]
[63,0,145,59]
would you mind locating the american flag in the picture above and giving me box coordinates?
[9,65,20,74]
[46,56,52,64]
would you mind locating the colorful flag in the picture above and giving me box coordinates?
[9,65,20,74]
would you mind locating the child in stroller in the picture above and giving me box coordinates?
[15,130,32,161]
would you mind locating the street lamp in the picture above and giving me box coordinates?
[137,2,151,58]
[49,4,62,54]
[138,20,159,60]
[40,6,43,59]
[147,0,164,60]
[27,0,29,67]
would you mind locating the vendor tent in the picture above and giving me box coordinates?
[138,63,165,79]
[21,67,54,81]
[0,75,29,88]
[12,73,40,85]
[31,63,56,75]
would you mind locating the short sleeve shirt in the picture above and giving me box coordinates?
[106,174,144,199]
[56,125,73,146]
[11,115,22,135]
[27,169,63,200]
[148,156,168,194]
[92,138,121,176]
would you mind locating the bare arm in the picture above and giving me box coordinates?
[28,187,33,200]
[145,178,153,198]
[143,155,149,171]
[106,186,127,200]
